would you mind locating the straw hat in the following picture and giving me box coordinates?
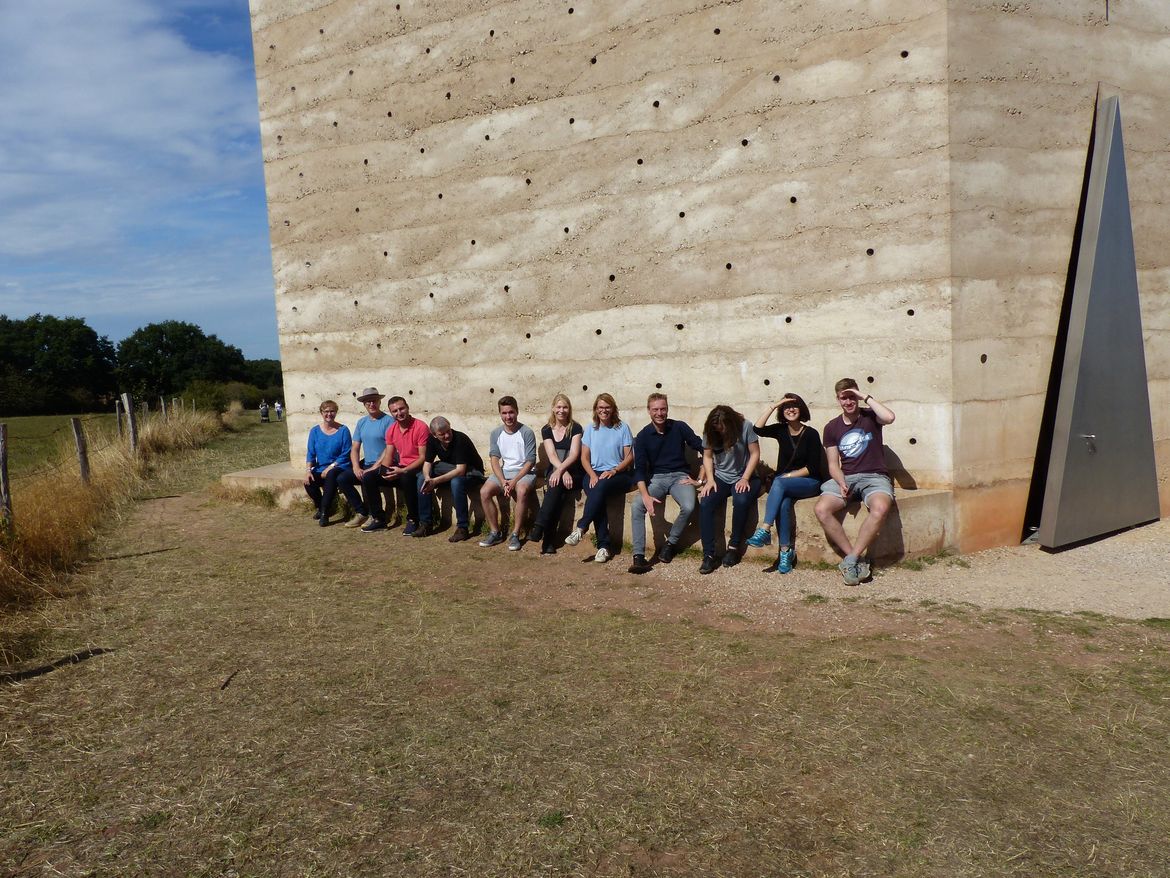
[356,387,385,402]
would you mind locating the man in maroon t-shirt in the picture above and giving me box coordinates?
[815,377,897,586]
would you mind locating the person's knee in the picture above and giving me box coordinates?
[867,494,894,522]
[815,496,840,523]
[631,496,646,516]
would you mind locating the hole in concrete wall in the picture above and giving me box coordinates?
[429,292,434,298]
[569,117,575,124]
[653,100,660,108]
[568,6,573,12]
[438,193,443,199]
[489,29,494,36]
[387,111,393,117]
[525,178,532,185]
[608,274,616,282]
[284,220,290,226]
[582,385,588,391]
[773,74,780,82]
[277,135,282,142]
[408,390,414,396]
[679,211,686,217]
[299,172,303,177]
[333,121,338,127]
[313,347,319,352]
[901,50,909,58]
[383,251,388,256]
[349,70,354,75]
[590,56,597,64]
[319,28,324,34]
[300,393,305,399]
[790,196,797,203]
[866,248,875,256]
[726,263,732,270]
[426,48,431,54]
[305,261,311,266]
[462,337,468,343]
[676,323,684,330]
[291,306,298,312]
[352,391,358,397]
[763,379,771,386]
[510,77,515,84]
[866,376,875,383]
[714,27,721,34]
[785,316,792,323]
[420,148,425,153]
[485,134,491,140]
[909,437,917,445]
[907,309,915,316]
[525,332,531,339]
[290,86,296,91]
[446,91,451,99]
[353,299,358,306]
[655,383,662,389]
[376,343,382,349]
[355,207,360,212]
[741,139,749,146]
[269,44,275,49]
[471,239,476,245]
[595,329,602,335]
[637,158,643,165]
[363,158,368,165]
[490,387,495,394]
[980,353,988,363]
[564,226,569,233]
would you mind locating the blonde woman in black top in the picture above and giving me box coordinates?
[747,394,825,573]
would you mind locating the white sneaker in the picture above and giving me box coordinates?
[564,527,583,546]
[594,547,611,563]
[344,514,369,529]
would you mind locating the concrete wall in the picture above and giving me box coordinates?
[948,0,1170,549]
[248,0,1169,552]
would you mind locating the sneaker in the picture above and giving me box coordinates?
[657,542,676,564]
[721,548,740,568]
[361,517,387,533]
[402,520,418,536]
[564,527,583,546]
[627,554,652,575]
[344,514,369,529]
[507,533,522,551]
[777,547,796,574]
[594,547,611,563]
[856,558,872,581]
[839,559,861,586]
[448,527,469,543]
[699,555,718,575]
[746,527,772,548]
[528,523,545,543]
[318,515,330,527]
[478,530,504,547]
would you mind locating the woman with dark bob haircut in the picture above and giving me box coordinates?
[747,393,826,573]
[697,404,761,574]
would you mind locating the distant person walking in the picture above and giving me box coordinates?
[275,401,283,421]
[259,400,270,423]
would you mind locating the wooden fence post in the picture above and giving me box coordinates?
[70,417,91,485]
[159,396,167,421]
[121,392,139,454]
[115,398,124,438]
[0,424,12,536]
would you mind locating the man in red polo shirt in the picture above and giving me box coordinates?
[376,396,432,536]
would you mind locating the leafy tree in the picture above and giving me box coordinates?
[0,314,116,415]
[116,321,247,399]
[242,358,283,391]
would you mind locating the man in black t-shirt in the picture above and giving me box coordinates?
[421,416,486,542]
[814,377,897,586]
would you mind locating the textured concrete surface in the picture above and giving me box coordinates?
[247,0,1170,554]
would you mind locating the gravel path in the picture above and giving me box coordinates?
[639,517,1170,622]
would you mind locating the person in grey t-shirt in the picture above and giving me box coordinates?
[697,405,761,575]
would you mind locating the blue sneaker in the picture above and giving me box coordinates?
[746,527,772,548]
[402,520,418,536]
[777,547,795,574]
[478,530,505,548]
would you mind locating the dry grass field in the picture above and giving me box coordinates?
[2,422,1169,877]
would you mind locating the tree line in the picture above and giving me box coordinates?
[0,314,283,417]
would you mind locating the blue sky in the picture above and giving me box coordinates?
[0,0,279,359]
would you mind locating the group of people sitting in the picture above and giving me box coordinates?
[303,379,896,585]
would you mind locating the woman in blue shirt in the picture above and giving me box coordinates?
[563,393,634,563]
[303,399,364,526]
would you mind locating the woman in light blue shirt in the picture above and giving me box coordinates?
[563,393,633,563]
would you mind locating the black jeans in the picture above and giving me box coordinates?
[305,468,365,517]
[577,471,633,551]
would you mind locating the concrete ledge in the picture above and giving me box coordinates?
[223,464,953,563]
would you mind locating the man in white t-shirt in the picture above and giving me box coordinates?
[479,395,537,550]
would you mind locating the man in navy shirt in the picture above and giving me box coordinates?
[628,393,704,573]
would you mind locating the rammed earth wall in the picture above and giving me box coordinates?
[248,0,1170,552]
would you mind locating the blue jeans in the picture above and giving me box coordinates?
[762,476,821,546]
[421,462,482,529]
[630,472,697,556]
[699,477,761,556]
[578,471,633,551]
[305,467,365,516]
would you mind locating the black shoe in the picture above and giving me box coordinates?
[318,515,330,527]
[722,548,740,568]
[540,545,557,555]
[657,542,676,564]
[699,555,717,575]
[529,523,545,543]
[312,508,322,520]
[627,554,652,575]
[410,522,434,538]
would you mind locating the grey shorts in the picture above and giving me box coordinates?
[487,472,536,490]
[820,473,895,507]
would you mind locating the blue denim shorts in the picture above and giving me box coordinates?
[820,473,894,507]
